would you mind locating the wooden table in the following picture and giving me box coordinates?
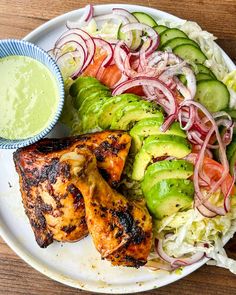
[0,0,236,294]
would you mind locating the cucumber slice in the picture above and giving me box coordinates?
[160,28,188,46]
[132,12,158,27]
[162,37,199,50]
[153,25,168,35]
[196,73,215,82]
[194,63,216,79]
[195,80,230,112]
[173,44,207,64]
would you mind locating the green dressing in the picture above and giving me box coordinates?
[0,55,59,139]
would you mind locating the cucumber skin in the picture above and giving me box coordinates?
[173,44,207,64]
[132,12,158,27]
[160,28,188,46]
[153,25,168,35]
[161,37,199,50]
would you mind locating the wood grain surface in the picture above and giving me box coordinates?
[0,1,236,294]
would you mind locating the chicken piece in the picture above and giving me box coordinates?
[13,131,131,248]
[73,148,153,267]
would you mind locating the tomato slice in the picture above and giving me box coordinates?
[202,157,235,196]
[189,153,235,196]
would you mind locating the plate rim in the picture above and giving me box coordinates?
[1,3,236,294]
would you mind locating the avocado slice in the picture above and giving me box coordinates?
[110,100,163,130]
[70,76,103,97]
[141,159,193,195]
[145,178,194,219]
[130,118,186,153]
[75,84,109,109]
[81,97,109,132]
[97,94,141,129]
[132,135,191,180]
[78,90,111,117]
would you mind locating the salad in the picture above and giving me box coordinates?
[49,4,236,274]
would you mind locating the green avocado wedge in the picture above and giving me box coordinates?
[145,179,194,219]
[78,91,111,117]
[97,94,141,129]
[75,84,109,109]
[141,159,194,195]
[81,96,109,132]
[110,100,163,130]
[70,76,103,97]
[132,135,191,180]
[130,118,186,153]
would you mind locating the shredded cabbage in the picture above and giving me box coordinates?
[153,201,236,274]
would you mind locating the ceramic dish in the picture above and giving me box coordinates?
[0,4,235,294]
[0,39,64,149]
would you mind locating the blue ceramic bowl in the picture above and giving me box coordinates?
[0,39,64,149]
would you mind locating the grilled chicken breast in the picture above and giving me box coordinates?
[13,131,131,248]
[74,148,153,267]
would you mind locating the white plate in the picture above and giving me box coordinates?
[0,4,235,294]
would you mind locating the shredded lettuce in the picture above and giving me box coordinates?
[91,20,121,41]
[223,70,236,109]
[153,200,236,274]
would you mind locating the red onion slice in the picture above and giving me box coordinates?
[66,4,94,29]
[55,40,86,60]
[112,76,177,120]
[148,52,182,68]
[181,66,196,98]
[223,168,235,213]
[75,30,95,72]
[55,29,95,73]
[112,8,138,23]
[145,260,176,271]
[181,100,229,195]
[112,8,142,50]
[196,204,217,218]
[121,23,159,56]
[114,41,129,73]
[55,29,86,47]
[56,50,85,78]
[155,239,204,267]
[93,38,114,68]
[178,105,196,131]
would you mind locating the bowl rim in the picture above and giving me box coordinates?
[0,38,64,149]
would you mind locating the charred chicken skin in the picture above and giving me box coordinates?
[73,148,153,267]
[13,131,131,248]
